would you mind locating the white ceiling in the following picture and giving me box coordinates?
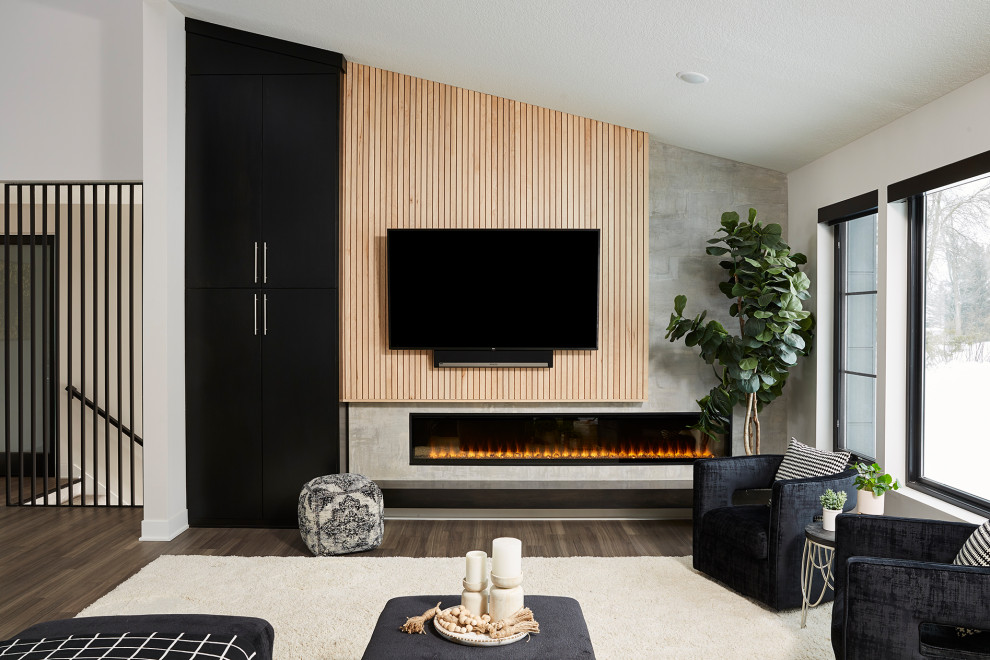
[172,0,990,173]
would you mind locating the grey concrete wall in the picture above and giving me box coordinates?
[347,137,790,481]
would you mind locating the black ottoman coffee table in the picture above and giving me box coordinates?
[362,594,595,659]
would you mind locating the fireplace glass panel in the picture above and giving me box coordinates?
[409,413,730,465]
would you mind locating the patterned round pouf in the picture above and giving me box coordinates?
[298,473,384,556]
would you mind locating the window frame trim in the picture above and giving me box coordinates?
[826,191,879,461]
[905,190,990,517]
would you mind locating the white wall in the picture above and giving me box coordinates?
[0,0,142,181]
[788,71,990,523]
[140,0,186,540]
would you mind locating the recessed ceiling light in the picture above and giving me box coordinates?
[676,71,709,84]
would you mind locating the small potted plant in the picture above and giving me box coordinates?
[819,488,847,531]
[853,462,900,515]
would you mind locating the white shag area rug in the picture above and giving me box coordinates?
[80,555,832,659]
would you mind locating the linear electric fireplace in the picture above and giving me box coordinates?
[409,413,730,465]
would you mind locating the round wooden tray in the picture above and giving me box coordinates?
[433,607,527,647]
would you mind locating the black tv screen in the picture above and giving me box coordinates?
[387,228,600,351]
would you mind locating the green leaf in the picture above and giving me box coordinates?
[718,281,735,297]
[756,330,774,343]
[778,349,797,365]
[722,211,740,229]
[791,271,811,292]
[782,333,806,350]
[757,292,776,307]
[674,295,686,316]
[729,302,739,317]
[744,317,766,337]
[752,310,773,319]
[792,252,808,265]
[712,387,731,414]
[747,208,758,224]
[706,246,730,256]
[685,330,701,347]
[739,357,758,371]
[741,374,760,393]
[764,223,782,236]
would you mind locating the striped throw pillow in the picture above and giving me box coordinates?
[953,520,990,636]
[955,520,990,567]
[773,438,850,481]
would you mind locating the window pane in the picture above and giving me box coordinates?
[844,293,876,375]
[922,175,990,502]
[843,373,875,457]
[846,213,877,292]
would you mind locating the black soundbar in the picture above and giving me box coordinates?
[433,350,553,368]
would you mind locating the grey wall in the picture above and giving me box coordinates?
[347,136,789,481]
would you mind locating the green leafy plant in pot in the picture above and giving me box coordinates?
[665,209,815,454]
[819,488,847,531]
[853,462,900,515]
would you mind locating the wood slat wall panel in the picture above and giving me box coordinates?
[340,63,648,401]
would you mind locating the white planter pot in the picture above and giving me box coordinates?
[857,492,885,515]
[822,508,841,531]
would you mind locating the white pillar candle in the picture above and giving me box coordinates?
[491,537,522,577]
[465,550,487,584]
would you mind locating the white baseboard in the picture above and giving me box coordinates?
[140,508,189,541]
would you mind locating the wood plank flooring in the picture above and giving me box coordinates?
[0,505,692,639]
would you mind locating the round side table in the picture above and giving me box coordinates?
[800,522,836,628]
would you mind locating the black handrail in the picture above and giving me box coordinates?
[65,385,143,446]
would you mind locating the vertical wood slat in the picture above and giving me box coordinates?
[340,63,648,402]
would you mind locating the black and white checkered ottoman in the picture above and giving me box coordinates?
[298,473,384,555]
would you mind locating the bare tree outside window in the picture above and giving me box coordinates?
[923,174,990,500]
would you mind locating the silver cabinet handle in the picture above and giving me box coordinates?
[263,242,268,284]
[253,293,258,336]
[254,242,258,283]
[263,293,268,336]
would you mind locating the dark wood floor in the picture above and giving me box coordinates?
[0,505,692,639]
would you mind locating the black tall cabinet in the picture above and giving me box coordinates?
[185,19,345,526]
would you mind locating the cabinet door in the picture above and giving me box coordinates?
[261,289,338,524]
[186,289,264,524]
[186,75,263,288]
[262,75,338,289]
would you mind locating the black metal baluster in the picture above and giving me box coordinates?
[92,183,98,505]
[116,185,123,506]
[29,185,36,505]
[3,184,10,507]
[67,185,74,505]
[54,184,61,506]
[128,184,136,507]
[17,185,24,505]
[79,184,86,506]
[104,184,110,505]
[41,184,49,505]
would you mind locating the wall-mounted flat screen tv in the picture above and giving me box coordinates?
[387,228,600,351]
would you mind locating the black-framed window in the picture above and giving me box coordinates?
[820,192,879,461]
[896,149,990,515]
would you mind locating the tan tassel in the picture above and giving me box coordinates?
[400,601,442,634]
[491,620,540,638]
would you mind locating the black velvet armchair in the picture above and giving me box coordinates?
[693,454,857,610]
[832,514,990,660]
